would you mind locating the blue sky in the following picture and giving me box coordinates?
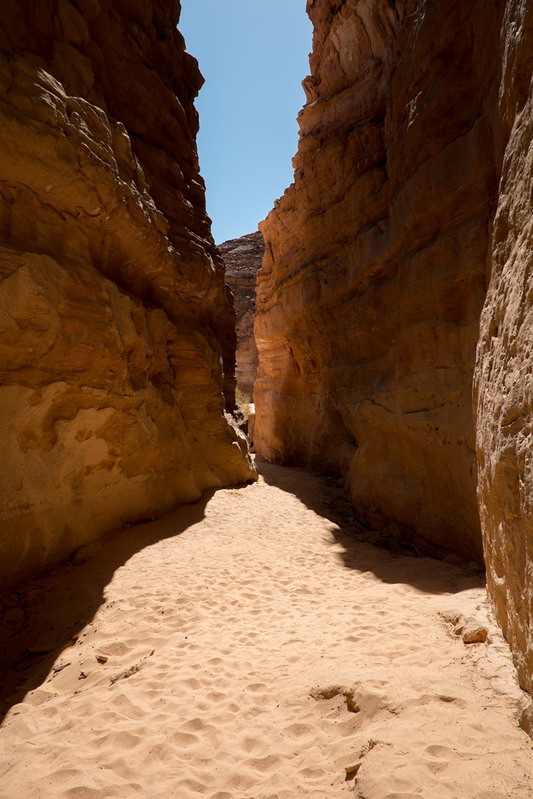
[179,1,312,244]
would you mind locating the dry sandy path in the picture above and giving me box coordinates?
[0,459,531,798]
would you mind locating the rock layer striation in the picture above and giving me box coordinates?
[255,0,532,689]
[220,232,263,399]
[0,0,255,587]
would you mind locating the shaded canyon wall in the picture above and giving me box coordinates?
[220,232,264,399]
[0,0,255,588]
[255,0,532,690]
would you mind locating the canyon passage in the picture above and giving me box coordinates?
[0,460,531,798]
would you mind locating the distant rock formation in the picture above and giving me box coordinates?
[0,0,255,587]
[255,0,532,692]
[220,232,263,399]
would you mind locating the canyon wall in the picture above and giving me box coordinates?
[474,0,533,694]
[220,232,263,399]
[256,0,532,690]
[0,0,255,588]
[256,0,502,564]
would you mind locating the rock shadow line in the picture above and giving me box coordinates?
[0,486,225,723]
[257,457,485,596]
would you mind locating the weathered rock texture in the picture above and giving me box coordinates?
[256,0,533,691]
[0,0,255,588]
[220,232,263,399]
[474,1,533,693]
[256,0,497,563]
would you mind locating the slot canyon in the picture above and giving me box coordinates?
[0,1,532,797]
[220,232,264,402]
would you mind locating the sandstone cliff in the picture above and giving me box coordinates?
[0,0,255,588]
[256,0,501,564]
[220,232,263,399]
[474,0,533,694]
[255,0,532,691]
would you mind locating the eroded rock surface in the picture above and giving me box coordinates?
[220,232,263,399]
[0,0,255,587]
[474,0,533,693]
[256,0,504,564]
[256,0,533,691]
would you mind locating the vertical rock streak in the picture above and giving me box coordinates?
[0,0,255,586]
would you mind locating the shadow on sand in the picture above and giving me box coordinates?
[257,457,485,596]
[0,458,484,724]
[0,489,218,724]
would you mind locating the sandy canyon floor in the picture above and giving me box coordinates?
[0,459,531,798]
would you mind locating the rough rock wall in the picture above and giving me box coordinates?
[474,0,533,693]
[0,0,255,588]
[220,232,263,399]
[256,0,506,563]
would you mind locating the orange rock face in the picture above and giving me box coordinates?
[256,0,504,563]
[0,0,255,587]
[220,232,264,399]
[474,1,533,693]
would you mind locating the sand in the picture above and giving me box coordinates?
[0,458,531,798]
